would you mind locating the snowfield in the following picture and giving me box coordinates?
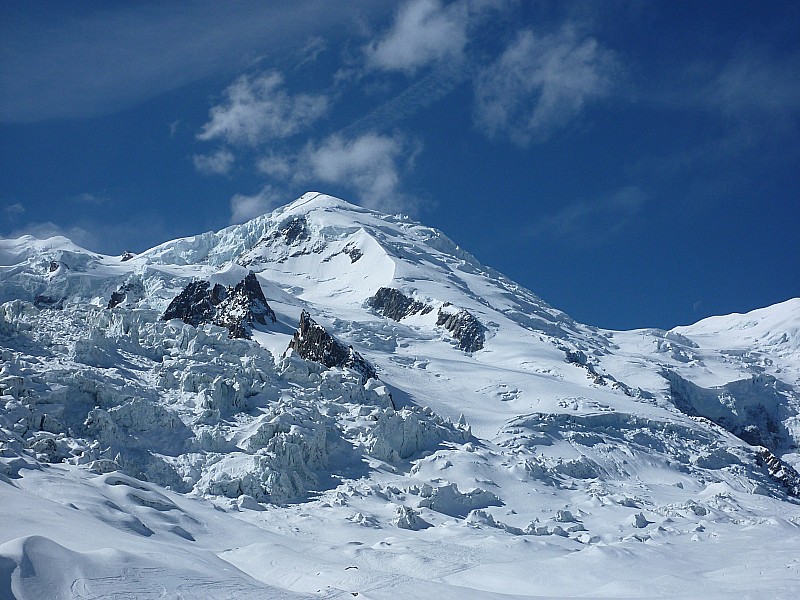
[1,192,799,598]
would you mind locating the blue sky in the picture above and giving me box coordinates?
[1,0,798,330]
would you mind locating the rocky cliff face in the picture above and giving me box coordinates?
[161,272,275,339]
[162,280,219,327]
[368,288,485,353]
[368,287,432,321]
[286,310,377,383]
[437,307,485,353]
[757,447,800,497]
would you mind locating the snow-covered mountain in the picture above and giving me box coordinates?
[1,192,799,599]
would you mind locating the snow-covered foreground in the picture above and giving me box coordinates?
[3,464,800,599]
[1,193,799,598]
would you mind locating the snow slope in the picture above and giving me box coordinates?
[1,192,799,598]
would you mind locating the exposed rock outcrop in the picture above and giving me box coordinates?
[286,310,377,383]
[107,277,145,309]
[162,280,219,327]
[564,347,636,396]
[33,295,65,310]
[341,242,363,263]
[756,447,800,498]
[272,216,309,245]
[368,287,432,321]
[368,288,485,353]
[437,307,485,353]
[161,272,275,339]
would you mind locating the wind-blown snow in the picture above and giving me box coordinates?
[1,192,799,598]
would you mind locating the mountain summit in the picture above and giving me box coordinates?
[1,193,799,598]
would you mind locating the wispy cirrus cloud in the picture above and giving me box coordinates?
[197,71,329,147]
[530,185,647,246]
[365,0,470,74]
[0,1,392,123]
[639,43,800,128]
[627,46,800,206]
[342,59,469,137]
[193,148,235,175]
[707,48,800,123]
[473,26,619,145]
[198,2,626,219]
[295,36,328,69]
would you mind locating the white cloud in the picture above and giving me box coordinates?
[473,27,618,145]
[249,132,421,212]
[193,148,235,175]
[299,132,419,211]
[72,192,109,205]
[296,36,328,69]
[366,0,469,73]
[229,185,284,224]
[198,71,329,146]
[256,153,294,179]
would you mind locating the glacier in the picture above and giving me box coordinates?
[1,191,799,598]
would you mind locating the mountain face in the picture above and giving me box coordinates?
[1,192,799,599]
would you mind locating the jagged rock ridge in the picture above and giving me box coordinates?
[286,310,377,383]
[161,271,275,339]
[163,280,223,326]
[214,272,277,338]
